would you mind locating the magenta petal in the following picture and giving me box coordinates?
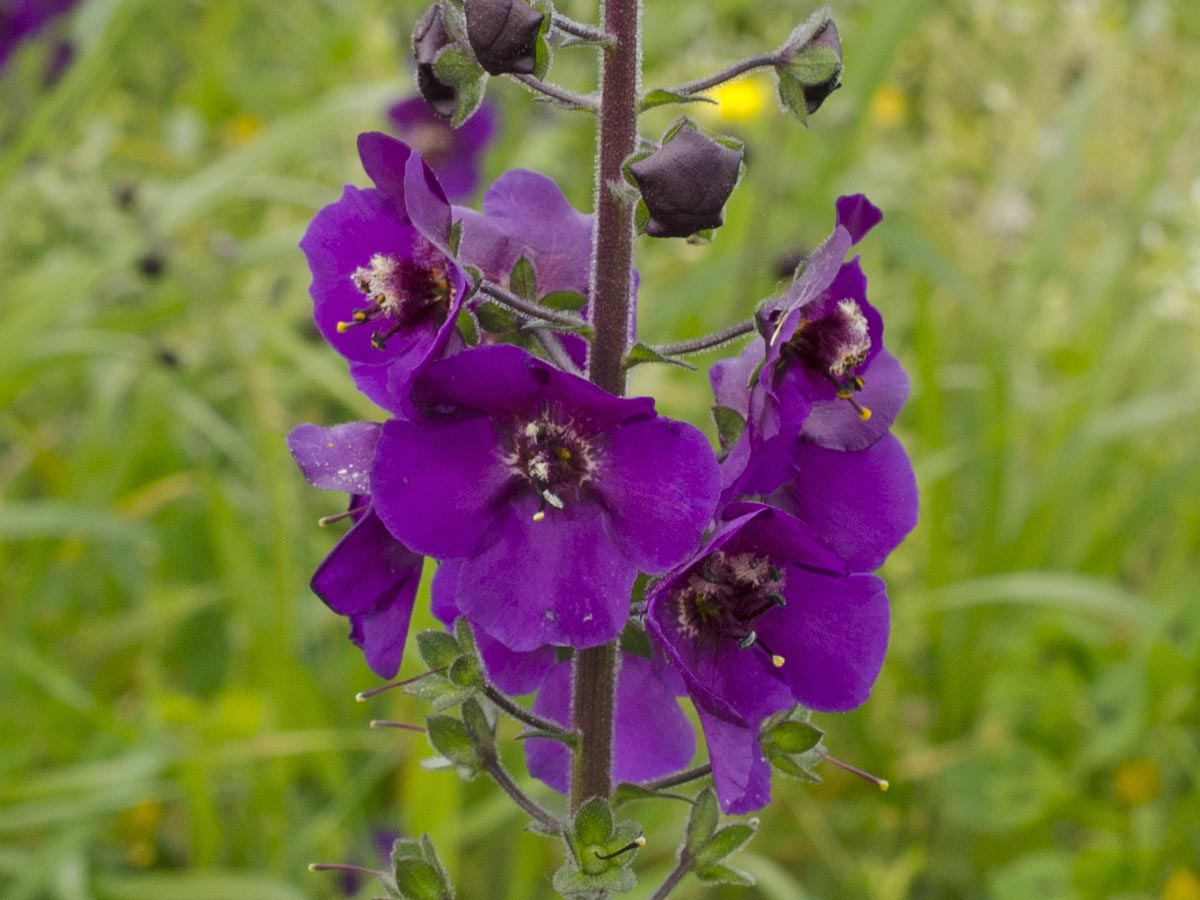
[357,132,414,208]
[456,495,633,651]
[287,422,380,493]
[780,434,918,571]
[352,577,421,679]
[835,194,883,245]
[313,509,423,617]
[371,417,512,558]
[526,654,696,795]
[697,706,773,815]
[802,348,909,451]
[769,571,889,712]
[595,417,719,573]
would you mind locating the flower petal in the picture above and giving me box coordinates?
[287,421,380,493]
[456,494,634,651]
[801,347,909,451]
[594,416,719,573]
[371,416,512,558]
[835,193,883,245]
[312,509,423,617]
[696,706,773,815]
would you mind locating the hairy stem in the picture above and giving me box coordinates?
[484,684,578,739]
[641,763,713,792]
[479,281,588,328]
[552,12,612,45]
[667,52,781,97]
[572,0,641,812]
[653,319,756,357]
[647,853,692,900]
[513,74,599,110]
[481,754,562,831]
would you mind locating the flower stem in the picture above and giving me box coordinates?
[653,319,756,357]
[572,0,641,813]
[667,53,781,97]
[552,12,612,45]
[647,852,692,900]
[641,763,712,792]
[479,281,587,328]
[481,754,562,831]
[484,684,578,740]
[513,74,599,110]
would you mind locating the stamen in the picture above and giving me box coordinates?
[309,863,390,878]
[594,837,646,860]
[355,667,446,701]
[847,397,872,420]
[318,505,369,527]
[818,748,889,791]
[369,720,427,733]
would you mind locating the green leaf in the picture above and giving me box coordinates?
[447,654,482,690]
[685,788,719,854]
[432,48,488,127]
[776,69,809,125]
[551,864,635,896]
[394,860,448,900]
[425,716,478,769]
[417,631,461,670]
[624,342,698,371]
[448,218,463,256]
[509,255,538,301]
[783,45,841,86]
[475,302,517,334]
[763,720,823,754]
[695,823,756,868]
[403,676,476,711]
[453,616,478,657]
[513,727,577,746]
[695,863,755,887]
[711,405,746,451]
[460,698,494,755]
[573,796,614,847]
[540,290,587,312]
[662,114,700,144]
[638,89,718,113]
[633,198,650,234]
[456,309,479,346]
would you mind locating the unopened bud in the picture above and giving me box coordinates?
[629,123,744,239]
[466,0,545,76]
[781,18,842,116]
[413,4,458,118]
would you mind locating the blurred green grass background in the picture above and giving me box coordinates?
[2,0,1198,898]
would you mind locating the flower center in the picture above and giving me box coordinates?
[673,551,788,667]
[337,237,453,350]
[779,298,873,420]
[503,411,595,520]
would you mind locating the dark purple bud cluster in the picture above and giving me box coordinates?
[465,0,546,76]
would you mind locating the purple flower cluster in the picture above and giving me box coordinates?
[290,129,915,813]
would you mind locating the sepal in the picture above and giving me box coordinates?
[554,797,643,894]
[390,834,455,900]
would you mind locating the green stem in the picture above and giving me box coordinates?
[647,852,692,900]
[571,0,641,812]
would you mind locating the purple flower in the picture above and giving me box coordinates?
[712,195,908,497]
[300,132,469,413]
[645,503,889,811]
[0,0,76,70]
[388,96,497,202]
[767,433,918,573]
[454,167,626,368]
[646,502,887,723]
[524,651,696,794]
[370,344,720,652]
[287,422,424,679]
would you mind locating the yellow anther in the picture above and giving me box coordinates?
[858,405,873,421]
[532,510,546,522]
[836,390,854,400]
[853,376,864,390]
[771,654,786,668]
[353,311,368,322]
[878,779,890,792]
[336,321,352,333]
[557,448,571,461]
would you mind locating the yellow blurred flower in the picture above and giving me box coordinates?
[710,75,771,123]
[869,84,907,128]
[1114,757,1161,806]
[222,113,263,146]
[1163,868,1200,900]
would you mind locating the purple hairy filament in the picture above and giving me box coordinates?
[778,298,874,420]
[503,411,596,521]
[338,238,452,350]
[674,551,788,667]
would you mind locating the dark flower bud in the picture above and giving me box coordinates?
[777,14,842,121]
[465,0,545,76]
[413,4,458,119]
[628,123,744,239]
